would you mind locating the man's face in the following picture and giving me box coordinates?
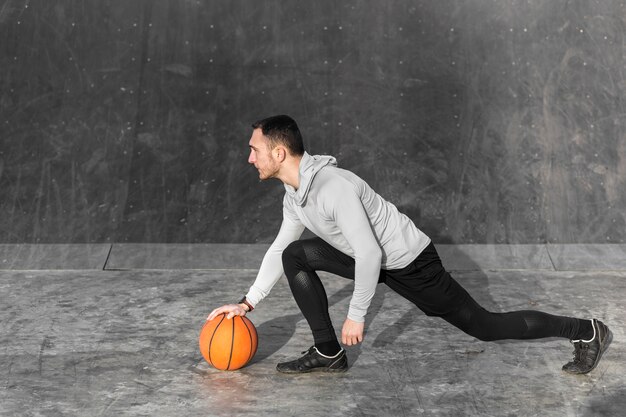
[248,128,280,180]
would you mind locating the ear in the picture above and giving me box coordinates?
[275,146,287,162]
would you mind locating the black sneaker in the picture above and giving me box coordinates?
[562,319,612,374]
[276,346,348,374]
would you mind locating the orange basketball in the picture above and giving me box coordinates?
[199,313,258,371]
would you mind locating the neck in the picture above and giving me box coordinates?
[278,154,303,190]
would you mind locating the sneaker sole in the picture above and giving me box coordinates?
[276,366,348,374]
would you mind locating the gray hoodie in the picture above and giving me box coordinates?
[246,152,431,322]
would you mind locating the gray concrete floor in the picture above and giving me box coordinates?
[1,244,625,416]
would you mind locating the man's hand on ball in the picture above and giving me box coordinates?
[207,304,247,321]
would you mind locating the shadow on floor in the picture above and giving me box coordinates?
[580,387,626,417]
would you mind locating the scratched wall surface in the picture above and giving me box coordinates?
[0,0,624,243]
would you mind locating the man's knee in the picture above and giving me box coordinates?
[461,311,511,342]
[443,304,500,342]
[282,240,307,275]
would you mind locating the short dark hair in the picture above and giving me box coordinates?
[251,115,305,156]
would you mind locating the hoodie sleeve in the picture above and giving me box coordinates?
[323,181,382,323]
[244,208,305,307]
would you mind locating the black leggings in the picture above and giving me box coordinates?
[282,238,589,345]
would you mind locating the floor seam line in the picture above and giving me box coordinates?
[545,244,558,271]
[102,244,114,271]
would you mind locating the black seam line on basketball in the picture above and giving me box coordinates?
[241,317,254,363]
[208,314,225,367]
[227,317,235,370]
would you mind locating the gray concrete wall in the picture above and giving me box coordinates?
[1,0,624,244]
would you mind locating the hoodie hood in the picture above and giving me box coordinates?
[285,152,337,206]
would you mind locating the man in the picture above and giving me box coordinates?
[207,114,611,375]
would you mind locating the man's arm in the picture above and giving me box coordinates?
[244,216,305,306]
[325,181,382,344]
[207,215,304,321]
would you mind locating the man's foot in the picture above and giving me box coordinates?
[562,319,612,374]
[276,346,348,374]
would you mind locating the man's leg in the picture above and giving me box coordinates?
[438,288,611,374]
[384,242,611,374]
[278,237,357,373]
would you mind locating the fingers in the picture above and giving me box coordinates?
[207,306,228,321]
[206,304,246,321]
[341,318,365,346]
[342,335,360,346]
[341,332,363,346]
[206,306,225,321]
